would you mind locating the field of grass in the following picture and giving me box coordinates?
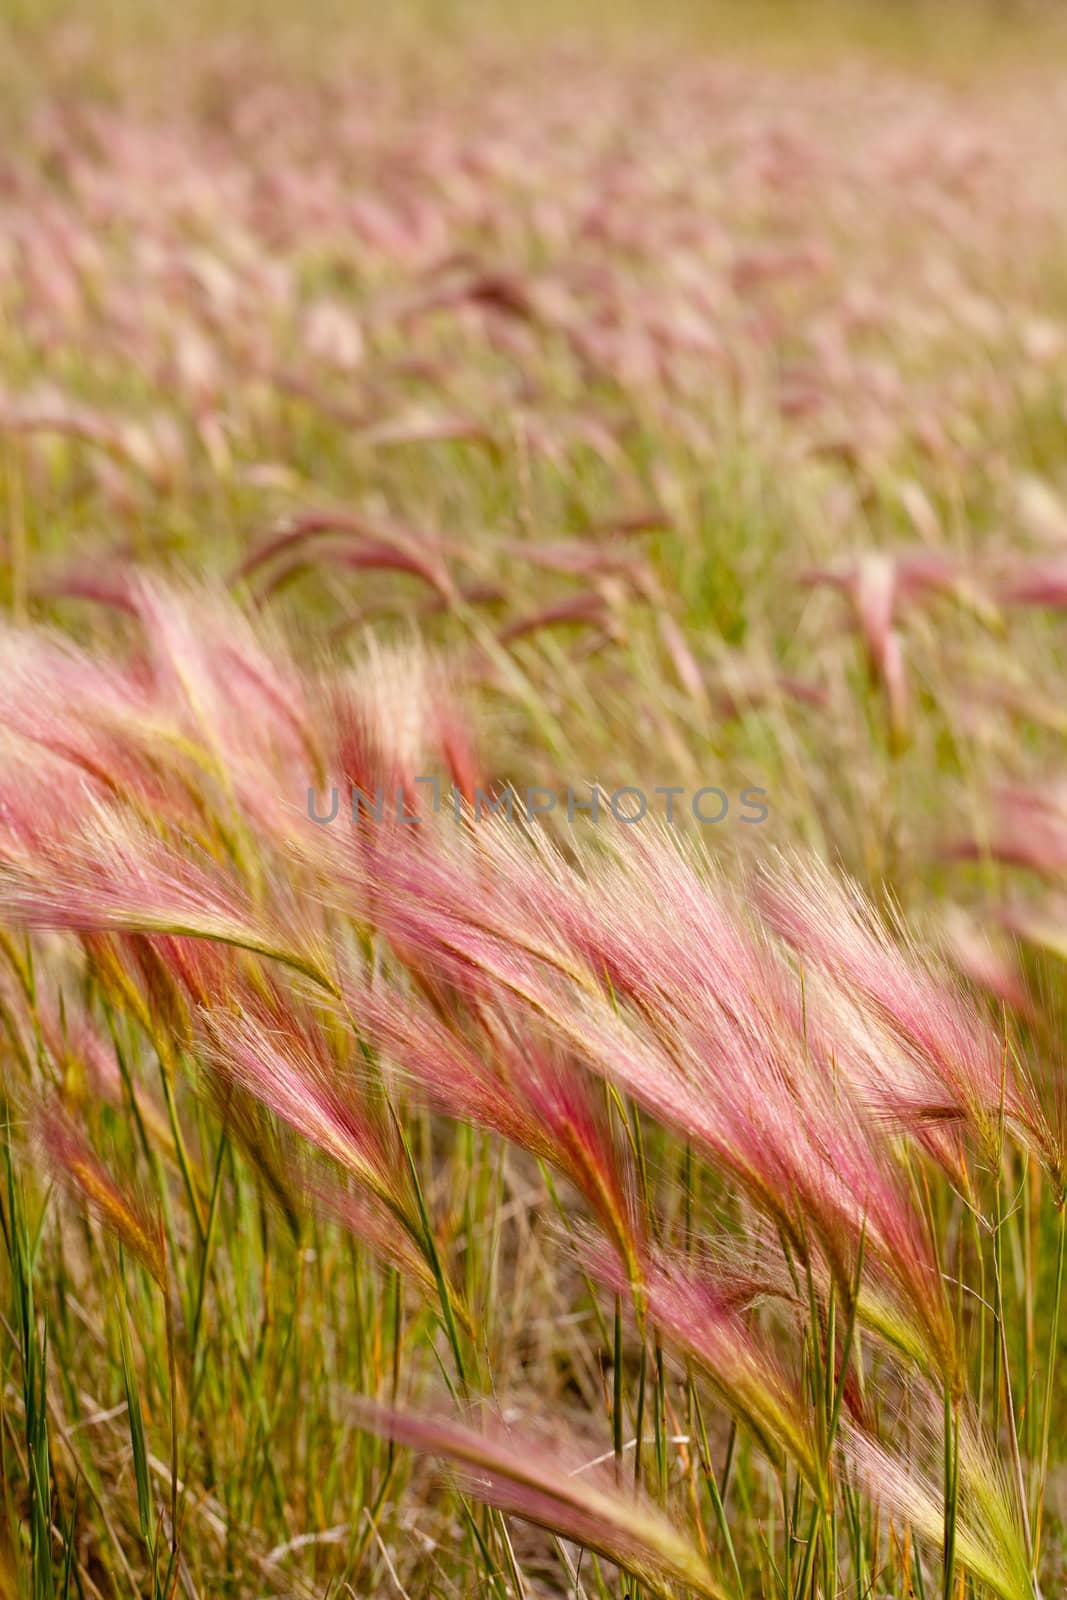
[4,4,1067,1597]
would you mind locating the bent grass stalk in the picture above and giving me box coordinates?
[3,557,1067,1599]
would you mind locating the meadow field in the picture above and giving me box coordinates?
[4,3,1067,1596]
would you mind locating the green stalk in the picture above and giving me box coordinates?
[793,1232,840,1600]
[1034,1198,1067,1567]
[633,1334,647,1489]
[719,1419,737,1506]
[5,1141,54,1600]
[969,1205,987,1420]
[164,1285,179,1550]
[614,1292,624,1487]
[992,1178,1036,1574]
[690,1379,743,1597]
[389,1103,467,1394]
[155,1041,207,1248]
[942,1385,958,1600]
[59,1476,78,1600]
[1023,1159,1036,1475]
[793,1500,820,1600]
[653,1338,667,1501]
[188,1126,230,1402]
[344,1270,400,1581]
[117,1252,156,1573]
